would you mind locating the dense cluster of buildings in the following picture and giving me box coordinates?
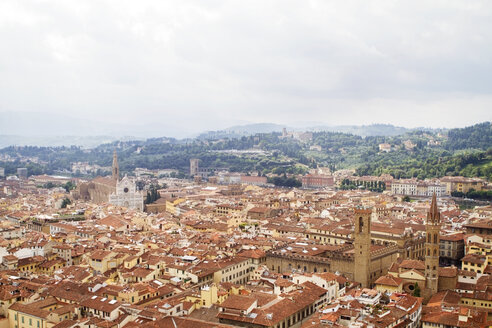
[0,156,491,328]
[339,173,486,197]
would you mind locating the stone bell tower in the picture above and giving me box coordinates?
[425,193,441,295]
[112,149,120,182]
[354,207,372,288]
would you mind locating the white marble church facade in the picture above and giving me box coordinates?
[109,175,144,211]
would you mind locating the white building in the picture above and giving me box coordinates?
[292,272,339,302]
[108,175,144,211]
[218,172,242,184]
[391,179,446,197]
[427,184,446,197]
[391,179,418,196]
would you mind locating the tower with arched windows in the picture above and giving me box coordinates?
[354,207,372,288]
[112,149,120,182]
[425,193,441,295]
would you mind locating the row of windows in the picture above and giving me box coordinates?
[462,299,492,307]
[426,249,438,256]
[223,268,249,282]
[14,314,41,328]
[224,261,248,273]
[270,304,316,328]
[274,264,329,273]
[468,228,492,235]
[464,262,484,268]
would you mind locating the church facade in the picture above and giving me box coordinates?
[108,175,144,211]
[73,150,144,211]
[374,194,456,300]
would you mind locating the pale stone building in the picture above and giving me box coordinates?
[73,150,143,211]
[108,175,144,211]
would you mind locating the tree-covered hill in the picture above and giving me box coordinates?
[1,122,490,181]
[445,122,492,151]
[356,148,492,180]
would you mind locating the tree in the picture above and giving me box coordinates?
[413,282,421,297]
[136,180,145,191]
[44,182,56,189]
[402,196,411,202]
[144,184,162,204]
[268,175,302,188]
[63,181,75,192]
[61,198,71,208]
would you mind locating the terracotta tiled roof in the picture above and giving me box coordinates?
[399,259,425,270]
[220,295,256,311]
[438,266,458,278]
[374,274,403,287]
[9,302,50,319]
[461,254,486,265]
[141,317,231,328]
[80,295,121,312]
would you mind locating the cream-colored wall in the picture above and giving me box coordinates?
[375,284,402,294]
[0,317,9,328]
[8,310,47,328]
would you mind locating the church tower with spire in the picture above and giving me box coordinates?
[112,149,120,182]
[425,193,441,295]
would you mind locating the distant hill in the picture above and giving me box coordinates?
[1,121,491,181]
[445,122,492,151]
[305,124,414,137]
[0,135,130,149]
[197,123,286,139]
[197,123,420,140]
[0,111,194,141]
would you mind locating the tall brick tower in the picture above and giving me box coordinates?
[190,158,199,177]
[112,149,119,182]
[354,207,372,288]
[425,193,441,295]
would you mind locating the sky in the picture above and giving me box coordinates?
[1,0,492,137]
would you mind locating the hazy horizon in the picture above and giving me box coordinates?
[0,110,489,141]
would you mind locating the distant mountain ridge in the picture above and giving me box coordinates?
[0,109,470,147]
[197,123,422,140]
[305,124,414,137]
[196,123,286,139]
[0,135,139,149]
[1,122,434,147]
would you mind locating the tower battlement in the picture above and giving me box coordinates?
[354,208,372,215]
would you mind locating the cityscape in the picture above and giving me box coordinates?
[1,1,492,328]
[0,121,491,328]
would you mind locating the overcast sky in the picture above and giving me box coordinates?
[1,0,491,136]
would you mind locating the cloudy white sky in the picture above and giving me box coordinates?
[1,0,491,137]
